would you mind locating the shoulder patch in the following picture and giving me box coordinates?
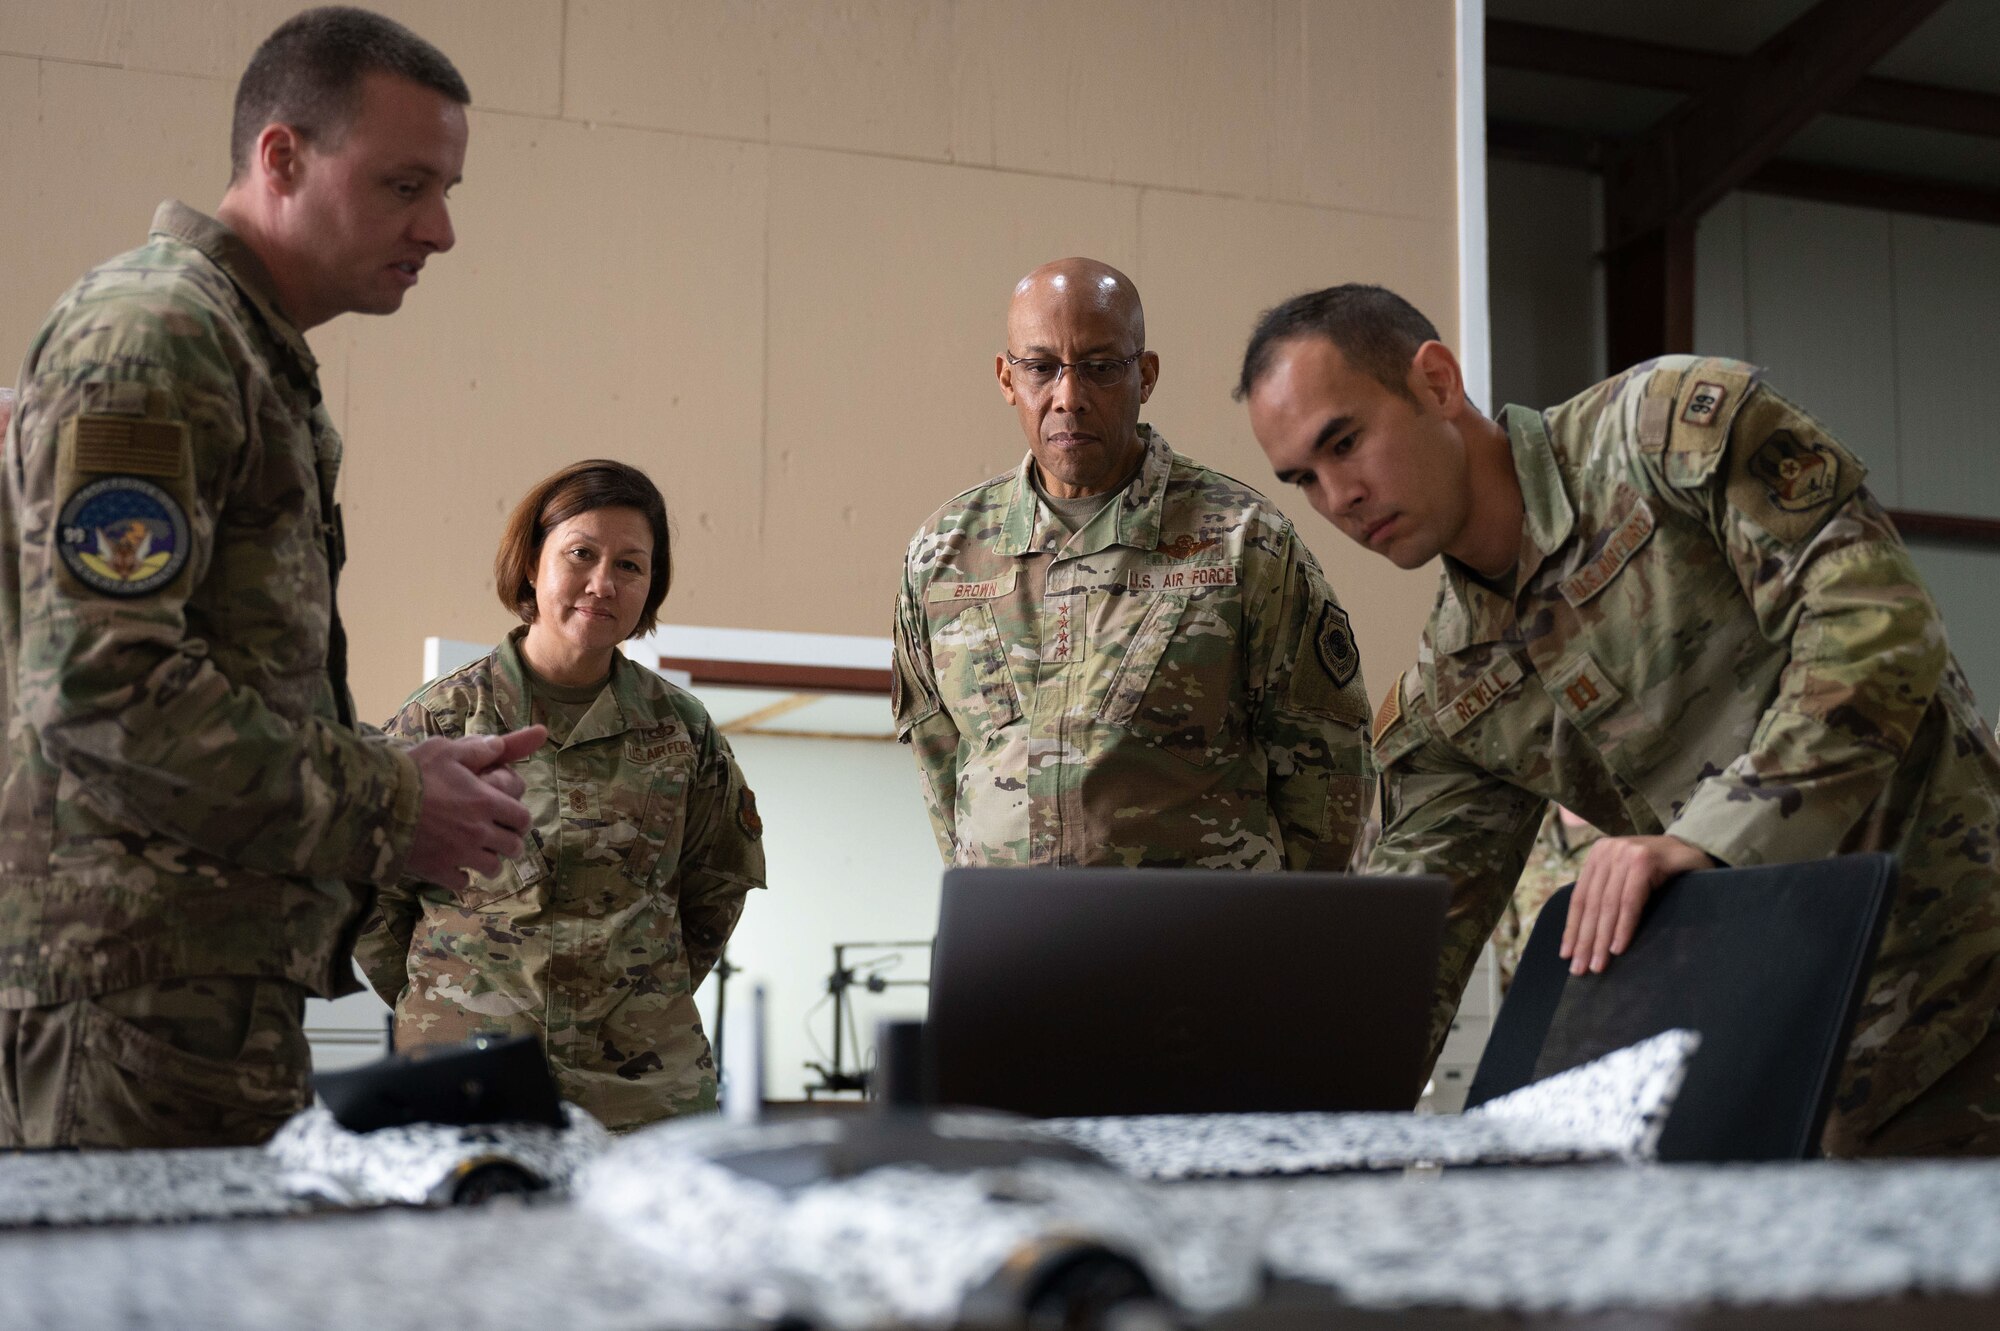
[1371,678,1403,747]
[1724,389,1865,546]
[70,414,185,478]
[1636,373,1678,451]
[1315,604,1359,688]
[1681,379,1730,427]
[1371,666,1433,770]
[1663,361,1757,488]
[736,786,763,842]
[1747,429,1841,512]
[1286,598,1366,724]
[56,475,190,597]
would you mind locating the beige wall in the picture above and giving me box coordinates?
[2,0,1460,722]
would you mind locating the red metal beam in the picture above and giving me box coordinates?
[1595,0,1946,363]
[1489,117,2000,229]
[1489,18,2000,141]
[656,657,892,696]
[1604,0,1949,249]
[1747,159,2000,228]
[1603,221,1696,369]
[1888,510,2000,549]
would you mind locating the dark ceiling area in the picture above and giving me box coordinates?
[1486,0,2000,366]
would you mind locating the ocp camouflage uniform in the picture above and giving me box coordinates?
[1368,356,2000,1155]
[0,203,420,1148]
[1492,808,1602,992]
[893,426,1373,869]
[356,628,765,1131]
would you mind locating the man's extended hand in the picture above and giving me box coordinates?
[1560,834,1716,976]
[404,727,547,890]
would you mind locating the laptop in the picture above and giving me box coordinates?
[927,868,1450,1117]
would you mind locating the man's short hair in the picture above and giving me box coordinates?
[494,460,674,638]
[230,6,470,181]
[1234,285,1440,404]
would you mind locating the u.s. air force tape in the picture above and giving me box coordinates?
[56,476,190,597]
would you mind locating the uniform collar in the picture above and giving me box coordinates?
[492,625,644,747]
[1505,404,1576,565]
[1431,406,1577,655]
[151,200,321,385]
[994,424,1173,558]
[490,627,536,729]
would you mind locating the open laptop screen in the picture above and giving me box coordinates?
[928,868,1449,1117]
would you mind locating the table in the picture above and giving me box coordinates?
[4,1153,1999,1329]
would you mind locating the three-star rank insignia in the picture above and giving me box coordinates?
[1315,604,1359,689]
[1748,429,1840,512]
[56,476,190,597]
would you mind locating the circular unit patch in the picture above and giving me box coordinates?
[57,476,190,597]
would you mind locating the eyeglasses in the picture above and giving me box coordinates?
[1004,350,1145,392]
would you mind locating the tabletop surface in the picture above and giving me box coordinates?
[4,1149,2000,1330]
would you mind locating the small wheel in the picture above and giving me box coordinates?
[962,1239,1160,1331]
[1021,1247,1156,1331]
[444,1160,544,1206]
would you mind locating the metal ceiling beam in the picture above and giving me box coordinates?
[1490,117,2000,229]
[1749,158,2000,227]
[1605,0,1948,248]
[1489,18,2000,141]
[1486,119,1600,170]
[1597,0,1945,367]
[1489,19,1735,93]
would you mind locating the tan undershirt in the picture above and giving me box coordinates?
[1031,455,1144,534]
[523,661,609,746]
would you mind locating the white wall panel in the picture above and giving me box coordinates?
[1693,193,1750,362]
[1741,196,1902,503]
[697,733,943,1104]
[1891,215,2000,519]
[1487,158,1603,410]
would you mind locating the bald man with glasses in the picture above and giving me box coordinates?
[891,258,1374,871]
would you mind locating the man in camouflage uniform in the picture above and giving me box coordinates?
[1492,807,1602,992]
[357,627,765,1129]
[893,259,1373,870]
[0,9,542,1150]
[1241,283,2000,1156]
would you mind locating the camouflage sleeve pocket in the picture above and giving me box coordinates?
[1285,602,1368,725]
[890,647,940,742]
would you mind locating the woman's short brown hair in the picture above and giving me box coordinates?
[494,459,672,638]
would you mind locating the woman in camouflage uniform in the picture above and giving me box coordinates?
[357,460,765,1130]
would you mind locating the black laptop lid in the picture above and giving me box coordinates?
[927,868,1450,1118]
